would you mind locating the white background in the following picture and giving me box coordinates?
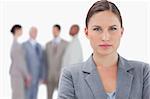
[0,0,150,99]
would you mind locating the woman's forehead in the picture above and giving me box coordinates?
[88,11,121,27]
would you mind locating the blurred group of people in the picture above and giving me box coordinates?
[9,24,83,99]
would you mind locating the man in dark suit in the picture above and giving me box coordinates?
[23,27,45,99]
[45,24,68,99]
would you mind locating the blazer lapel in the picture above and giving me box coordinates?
[26,40,34,50]
[56,40,63,54]
[51,39,62,56]
[82,56,107,99]
[116,56,134,99]
[82,55,134,99]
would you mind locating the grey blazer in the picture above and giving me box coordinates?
[45,39,68,83]
[10,40,29,99]
[22,40,45,81]
[10,39,29,78]
[58,55,150,99]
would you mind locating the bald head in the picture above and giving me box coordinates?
[29,27,38,40]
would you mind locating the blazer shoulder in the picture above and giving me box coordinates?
[46,41,52,46]
[61,39,68,44]
[126,59,150,78]
[62,62,84,76]
[127,59,149,70]
[22,41,29,47]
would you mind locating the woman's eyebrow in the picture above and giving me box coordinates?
[91,25,119,29]
[91,25,101,28]
[110,25,117,27]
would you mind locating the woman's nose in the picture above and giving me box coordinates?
[101,31,109,41]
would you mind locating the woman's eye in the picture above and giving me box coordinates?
[93,28,101,32]
[110,27,117,31]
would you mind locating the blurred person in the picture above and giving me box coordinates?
[62,24,83,67]
[9,24,31,99]
[58,0,150,99]
[22,27,45,99]
[45,24,68,99]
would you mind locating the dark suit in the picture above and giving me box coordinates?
[23,40,45,99]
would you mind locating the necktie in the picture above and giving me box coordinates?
[35,44,39,55]
[53,43,57,55]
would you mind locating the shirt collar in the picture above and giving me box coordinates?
[29,39,37,46]
[52,36,61,44]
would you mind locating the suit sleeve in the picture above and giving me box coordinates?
[61,45,70,67]
[58,67,75,99]
[142,63,150,99]
[12,44,30,78]
[44,44,49,81]
[40,48,47,81]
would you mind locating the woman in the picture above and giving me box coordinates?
[10,24,30,99]
[58,0,150,99]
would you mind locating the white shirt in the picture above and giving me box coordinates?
[29,39,37,47]
[62,35,83,67]
[52,36,61,45]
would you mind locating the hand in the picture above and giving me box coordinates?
[39,79,47,85]
[25,76,32,88]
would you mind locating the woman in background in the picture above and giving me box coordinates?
[58,0,150,99]
[10,24,31,99]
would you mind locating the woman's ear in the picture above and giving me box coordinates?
[121,27,124,36]
[84,27,89,39]
[120,27,124,38]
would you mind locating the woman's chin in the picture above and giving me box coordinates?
[96,49,114,56]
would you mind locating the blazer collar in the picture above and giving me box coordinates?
[117,55,134,72]
[82,54,134,99]
[82,54,134,73]
[116,55,134,99]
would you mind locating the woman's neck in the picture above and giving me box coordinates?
[93,52,118,68]
[14,35,18,41]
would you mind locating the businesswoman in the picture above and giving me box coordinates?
[10,24,30,99]
[58,0,150,99]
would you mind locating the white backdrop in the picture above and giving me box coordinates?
[0,0,150,99]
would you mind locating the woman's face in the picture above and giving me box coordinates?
[85,11,123,56]
[15,28,22,37]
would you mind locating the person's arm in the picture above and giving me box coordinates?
[58,67,75,99]
[61,43,70,67]
[21,44,31,87]
[142,64,150,99]
[39,48,48,84]
[16,44,30,79]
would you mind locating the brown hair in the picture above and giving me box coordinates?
[85,0,123,28]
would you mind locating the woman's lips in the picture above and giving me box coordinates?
[99,44,112,49]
